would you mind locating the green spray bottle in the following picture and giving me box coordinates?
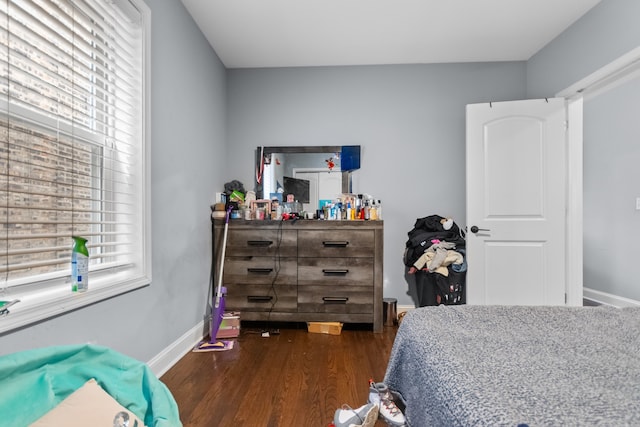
[71,236,89,292]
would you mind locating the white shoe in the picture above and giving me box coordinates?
[333,403,378,427]
[368,380,406,426]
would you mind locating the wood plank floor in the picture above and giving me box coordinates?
[161,322,398,427]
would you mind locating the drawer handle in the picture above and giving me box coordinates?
[247,295,273,303]
[247,268,274,274]
[322,297,349,304]
[322,269,349,275]
[247,240,273,247]
[322,241,349,247]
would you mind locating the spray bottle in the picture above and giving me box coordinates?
[71,236,89,292]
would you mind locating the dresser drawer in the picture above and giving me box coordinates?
[225,284,297,312]
[298,230,375,258]
[297,286,373,314]
[224,257,297,285]
[298,257,373,287]
[225,229,297,257]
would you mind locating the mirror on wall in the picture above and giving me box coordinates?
[255,145,361,213]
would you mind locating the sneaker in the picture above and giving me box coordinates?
[333,403,378,427]
[368,379,406,426]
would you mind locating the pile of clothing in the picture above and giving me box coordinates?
[404,215,467,306]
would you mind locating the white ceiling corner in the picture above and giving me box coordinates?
[181,0,602,69]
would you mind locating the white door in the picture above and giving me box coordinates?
[466,98,567,305]
[294,170,342,213]
[318,172,342,201]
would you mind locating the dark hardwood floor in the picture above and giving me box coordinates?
[161,322,398,426]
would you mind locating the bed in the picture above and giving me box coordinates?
[384,305,640,426]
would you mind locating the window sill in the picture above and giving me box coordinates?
[0,276,150,335]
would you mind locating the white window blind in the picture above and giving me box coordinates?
[0,0,150,332]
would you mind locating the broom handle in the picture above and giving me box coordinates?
[214,206,233,309]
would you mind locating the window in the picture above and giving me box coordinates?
[0,0,150,333]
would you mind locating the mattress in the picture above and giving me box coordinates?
[384,305,640,426]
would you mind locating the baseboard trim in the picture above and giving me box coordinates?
[398,304,415,314]
[583,288,640,308]
[147,320,205,378]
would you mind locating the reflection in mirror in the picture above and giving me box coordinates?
[255,146,360,213]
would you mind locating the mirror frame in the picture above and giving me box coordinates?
[255,145,358,199]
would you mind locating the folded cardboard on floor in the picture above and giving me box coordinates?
[30,379,147,427]
[307,322,343,335]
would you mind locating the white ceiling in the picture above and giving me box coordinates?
[181,0,601,69]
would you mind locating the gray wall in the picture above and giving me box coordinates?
[527,0,640,98]
[527,0,640,302]
[0,0,228,362]
[227,63,526,306]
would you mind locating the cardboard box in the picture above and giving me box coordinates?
[30,379,146,427]
[216,311,240,339]
[307,322,343,335]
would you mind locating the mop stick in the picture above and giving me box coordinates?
[214,205,232,309]
[193,205,234,353]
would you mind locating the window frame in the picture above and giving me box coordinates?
[0,0,152,334]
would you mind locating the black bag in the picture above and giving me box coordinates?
[433,268,466,305]
[415,267,466,307]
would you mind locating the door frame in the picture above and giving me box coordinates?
[557,46,640,306]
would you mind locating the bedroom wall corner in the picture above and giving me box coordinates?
[148,321,206,378]
[526,0,640,98]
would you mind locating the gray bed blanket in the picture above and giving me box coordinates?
[384,305,640,426]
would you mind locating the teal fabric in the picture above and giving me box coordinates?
[0,344,182,427]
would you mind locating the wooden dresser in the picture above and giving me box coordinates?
[213,219,384,332]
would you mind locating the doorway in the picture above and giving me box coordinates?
[558,46,640,307]
[294,169,342,214]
